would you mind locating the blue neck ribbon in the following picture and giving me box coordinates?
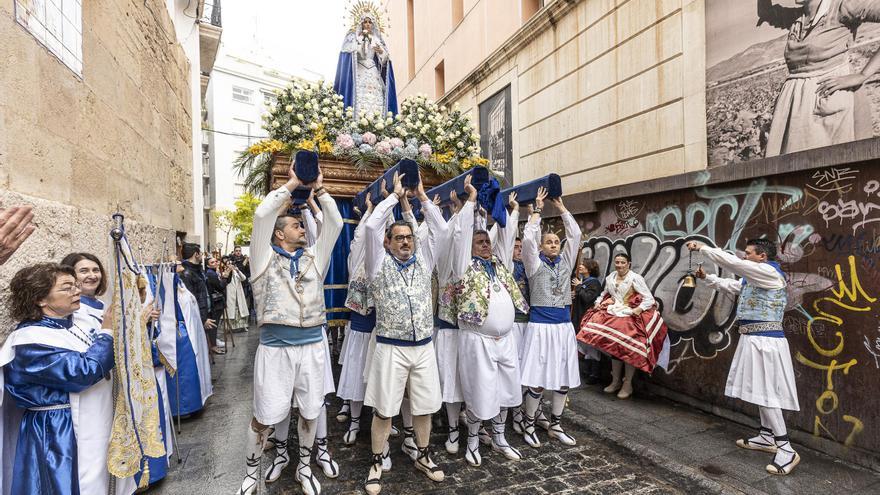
[272,244,305,278]
[390,253,418,272]
[539,253,561,267]
[473,256,497,281]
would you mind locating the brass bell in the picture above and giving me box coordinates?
[681,272,696,288]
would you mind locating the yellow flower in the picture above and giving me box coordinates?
[318,140,334,155]
[296,139,316,151]
[246,139,285,156]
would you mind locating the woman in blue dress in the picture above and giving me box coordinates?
[0,262,115,494]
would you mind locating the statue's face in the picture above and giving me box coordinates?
[361,18,373,33]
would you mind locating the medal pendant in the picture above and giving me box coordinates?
[295,284,305,294]
[492,283,501,292]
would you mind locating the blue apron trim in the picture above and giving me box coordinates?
[529,306,571,324]
[350,311,376,333]
[376,336,432,347]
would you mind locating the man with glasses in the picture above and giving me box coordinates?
[361,171,448,495]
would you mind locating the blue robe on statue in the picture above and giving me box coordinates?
[334,27,398,119]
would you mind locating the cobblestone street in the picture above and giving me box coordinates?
[150,329,704,495]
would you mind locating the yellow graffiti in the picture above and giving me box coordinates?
[795,255,868,446]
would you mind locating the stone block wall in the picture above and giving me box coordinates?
[0,0,193,336]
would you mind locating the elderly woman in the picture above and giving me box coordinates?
[577,253,668,400]
[758,0,880,156]
[0,262,116,494]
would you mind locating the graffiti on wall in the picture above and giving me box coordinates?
[580,167,880,451]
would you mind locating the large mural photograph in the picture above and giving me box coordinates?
[706,0,880,167]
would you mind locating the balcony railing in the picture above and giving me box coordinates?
[201,0,221,27]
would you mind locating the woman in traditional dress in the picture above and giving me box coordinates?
[334,8,398,119]
[758,0,880,156]
[0,262,116,494]
[577,254,668,400]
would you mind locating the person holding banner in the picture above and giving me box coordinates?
[0,263,117,495]
[237,161,342,495]
[519,187,582,449]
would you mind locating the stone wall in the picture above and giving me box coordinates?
[0,0,193,335]
[564,141,880,467]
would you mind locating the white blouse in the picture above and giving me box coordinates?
[598,270,655,316]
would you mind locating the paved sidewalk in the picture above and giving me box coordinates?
[564,380,880,495]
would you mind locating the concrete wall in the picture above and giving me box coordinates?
[563,142,880,465]
[385,0,707,195]
[0,0,194,331]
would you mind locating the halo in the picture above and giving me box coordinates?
[347,0,389,35]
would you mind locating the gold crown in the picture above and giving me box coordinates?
[346,0,389,35]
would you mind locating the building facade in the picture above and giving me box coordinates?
[0,0,206,283]
[384,0,704,193]
[385,0,880,467]
[204,54,301,251]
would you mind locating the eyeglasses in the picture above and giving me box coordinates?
[392,235,414,242]
[57,282,83,294]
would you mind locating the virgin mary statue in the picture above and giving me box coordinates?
[334,3,398,119]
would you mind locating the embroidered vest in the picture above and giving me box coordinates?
[344,265,373,316]
[529,257,572,308]
[372,255,434,343]
[439,256,529,326]
[252,249,326,328]
[737,273,787,323]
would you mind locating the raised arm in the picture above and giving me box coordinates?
[494,194,520,270]
[348,200,374,275]
[312,174,343,277]
[252,164,302,279]
[698,245,784,289]
[364,180,403,282]
[302,208,319,248]
[416,183,449,273]
[522,188,548,277]
[553,197,582,269]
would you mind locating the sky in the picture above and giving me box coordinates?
[705,0,797,69]
[217,0,352,81]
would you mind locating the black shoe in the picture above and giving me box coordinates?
[583,359,600,385]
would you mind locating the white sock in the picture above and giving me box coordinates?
[316,403,328,439]
[445,402,462,431]
[551,389,568,417]
[492,409,509,444]
[401,397,414,429]
[466,411,481,450]
[761,407,787,437]
[523,388,542,418]
[274,413,291,450]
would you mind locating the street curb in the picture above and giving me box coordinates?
[563,407,767,495]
